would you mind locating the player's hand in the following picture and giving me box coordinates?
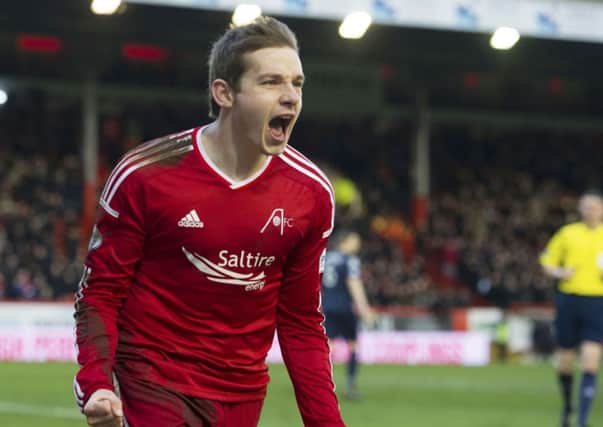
[360,307,377,326]
[83,389,124,427]
[557,268,575,280]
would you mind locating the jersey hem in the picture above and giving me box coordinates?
[114,370,268,403]
[558,289,603,297]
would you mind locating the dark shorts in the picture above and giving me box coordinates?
[116,373,263,427]
[324,311,358,341]
[555,293,603,349]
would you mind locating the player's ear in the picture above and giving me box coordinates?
[211,79,234,110]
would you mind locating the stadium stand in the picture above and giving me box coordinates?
[3,95,598,308]
[0,93,82,300]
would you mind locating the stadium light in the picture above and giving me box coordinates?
[0,89,7,105]
[232,4,262,27]
[490,27,520,50]
[339,12,372,39]
[91,0,122,15]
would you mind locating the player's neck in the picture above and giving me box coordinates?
[583,220,601,229]
[201,120,270,182]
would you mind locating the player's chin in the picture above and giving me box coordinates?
[261,141,288,156]
[261,135,289,156]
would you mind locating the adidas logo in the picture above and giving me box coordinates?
[178,209,204,228]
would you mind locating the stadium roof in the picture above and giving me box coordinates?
[2,0,603,117]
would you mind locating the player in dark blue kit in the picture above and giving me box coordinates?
[321,230,374,400]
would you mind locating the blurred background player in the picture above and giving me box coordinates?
[321,229,375,400]
[540,190,603,427]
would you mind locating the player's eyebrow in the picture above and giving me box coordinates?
[258,73,305,83]
[258,73,283,80]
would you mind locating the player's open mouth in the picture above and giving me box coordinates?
[268,114,294,143]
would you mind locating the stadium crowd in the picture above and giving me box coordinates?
[0,95,83,300]
[427,133,600,307]
[306,124,598,308]
[1,95,600,308]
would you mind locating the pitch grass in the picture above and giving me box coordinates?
[0,362,600,426]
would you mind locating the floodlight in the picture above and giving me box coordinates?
[490,27,520,50]
[339,12,372,39]
[232,4,262,27]
[0,89,7,105]
[91,0,122,15]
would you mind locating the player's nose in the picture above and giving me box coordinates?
[280,83,300,108]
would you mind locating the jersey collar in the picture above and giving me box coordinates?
[194,125,273,190]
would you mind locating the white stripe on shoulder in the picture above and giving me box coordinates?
[101,145,193,216]
[101,132,193,202]
[284,146,334,197]
[279,152,334,238]
[100,198,119,219]
[100,136,172,201]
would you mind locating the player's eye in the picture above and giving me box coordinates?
[263,80,278,85]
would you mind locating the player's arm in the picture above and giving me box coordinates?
[345,257,374,324]
[540,228,574,280]
[276,194,345,427]
[73,169,146,422]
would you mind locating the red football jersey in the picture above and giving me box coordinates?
[74,126,344,426]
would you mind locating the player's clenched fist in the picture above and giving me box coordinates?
[83,389,124,427]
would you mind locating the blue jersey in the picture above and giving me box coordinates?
[321,251,361,313]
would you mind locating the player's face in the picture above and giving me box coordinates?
[231,46,304,156]
[344,233,362,254]
[579,195,603,225]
